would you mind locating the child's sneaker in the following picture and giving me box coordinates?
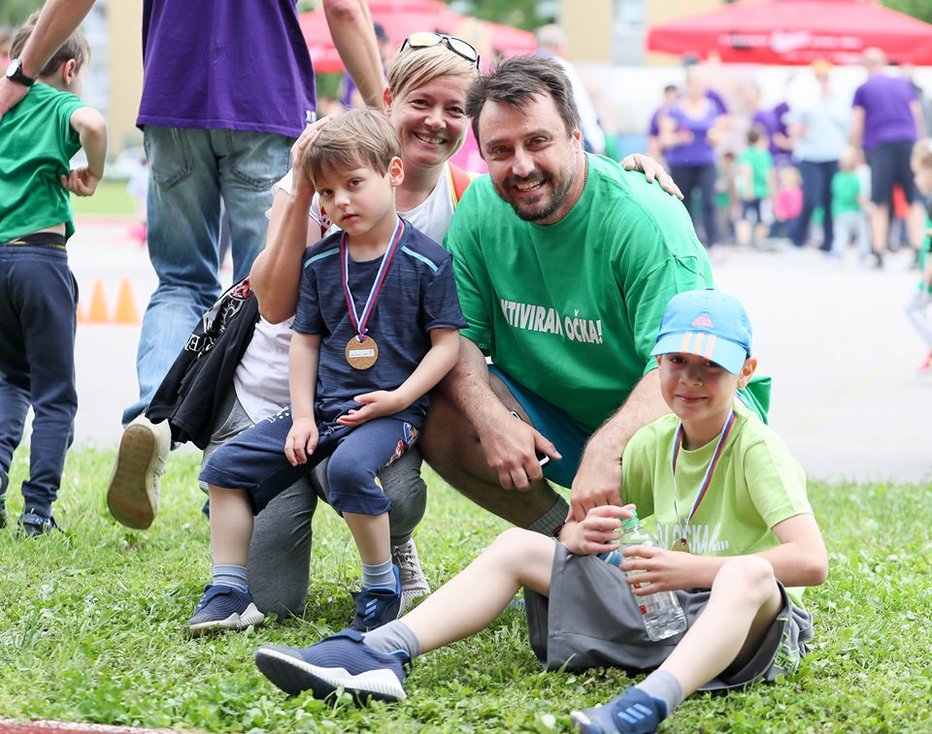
[570,687,668,734]
[187,584,265,636]
[392,538,430,613]
[255,628,410,702]
[106,414,171,530]
[17,512,59,537]
[350,566,401,631]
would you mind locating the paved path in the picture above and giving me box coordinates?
[66,217,930,484]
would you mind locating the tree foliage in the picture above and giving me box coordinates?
[0,0,42,29]
[448,0,549,32]
[884,0,932,24]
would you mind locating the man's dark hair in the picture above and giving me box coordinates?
[465,55,580,146]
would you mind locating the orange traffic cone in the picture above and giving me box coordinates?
[113,278,140,324]
[85,278,110,323]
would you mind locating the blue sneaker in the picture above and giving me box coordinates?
[570,687,668,734]
[350,565,401,631]
[255,628,410,702]
[188,584,265,636]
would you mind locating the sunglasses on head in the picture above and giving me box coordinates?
[400,31,480,68]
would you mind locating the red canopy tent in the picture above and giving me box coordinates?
[300,0,536,73]
[647,0,932,65]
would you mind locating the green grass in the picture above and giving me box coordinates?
[1,449,930,733]
[70,179,137,216]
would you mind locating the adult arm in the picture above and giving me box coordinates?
[849,105,865,149]
[438,336,560,489]
[250,117,334,322]
[569,369,669,522]
[322,0,384,109]
[621,153,683,199]
[62,106,107,196]
[0,0,95,120]
[910,99,925,139]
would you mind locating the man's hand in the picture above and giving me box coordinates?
[61,168,101,196]
[621,153,683,199]
[569,435,623,522]
[336,390,405,428]
[285,417,319,466]
[559,503,632,556]
[479,410,560,490]
[0,77,29,123]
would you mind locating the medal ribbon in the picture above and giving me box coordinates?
[670,410,736,543]
[340,217,404,341]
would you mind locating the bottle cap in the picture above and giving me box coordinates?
[622,508,640,531]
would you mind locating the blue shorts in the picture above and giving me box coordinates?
[490,365,589,489]
[199,408,418,516]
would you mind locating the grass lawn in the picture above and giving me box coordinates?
[70,179,137,217]
[1,449,929,733]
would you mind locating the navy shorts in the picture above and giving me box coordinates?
[867,140,918,205]
[199,407,418,516]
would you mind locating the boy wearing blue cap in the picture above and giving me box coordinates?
[253,290,828,734]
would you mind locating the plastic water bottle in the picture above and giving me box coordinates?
[620,510,687,641]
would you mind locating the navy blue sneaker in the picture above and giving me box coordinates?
[17,512,59,537]
[188,584,265,636]
[255,628,410,702]
[350,565,401,631]
[570,687,668,734]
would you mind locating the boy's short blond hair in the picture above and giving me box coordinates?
[386,43,479,104]
[303,109,401,186]
[10,11,89,78]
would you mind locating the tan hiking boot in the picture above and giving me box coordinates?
[106,415,171,529]
[392,537,430,614]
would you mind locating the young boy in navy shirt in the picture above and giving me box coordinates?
[190,110,465,635]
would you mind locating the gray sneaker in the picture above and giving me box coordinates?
[391,538,430,614]
[106,415,171,529]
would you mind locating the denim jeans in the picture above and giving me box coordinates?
[669,163,719,247]
[793,159,838,250]
[123,126,292,424]
[0,244,78,518]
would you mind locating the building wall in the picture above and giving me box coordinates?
[105,0,143,155]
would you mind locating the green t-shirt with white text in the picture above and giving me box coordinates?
[444,153,713,434]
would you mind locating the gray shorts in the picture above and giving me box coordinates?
[525,542,813,691]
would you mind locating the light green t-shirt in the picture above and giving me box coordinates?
[0,82,85,243]
[831,170,862,216]
[737,146,772,200]
[621,401,812,607]
[444,153,713,434]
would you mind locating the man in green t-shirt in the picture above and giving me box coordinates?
[420,55,716,536]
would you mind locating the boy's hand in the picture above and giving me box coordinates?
[61,168,101,196]
[285,417,318,466]
[336,390,405,427]
[290,114,335,197]
[620,545,697,595]
[560,504,633,556]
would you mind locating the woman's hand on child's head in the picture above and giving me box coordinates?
[284,417,318,467]
[336,390,405,428]
[561,503,633,556]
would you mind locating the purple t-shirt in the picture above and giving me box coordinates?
[662,99,721,167]
[137,0,316,137]
[852,74,918,151]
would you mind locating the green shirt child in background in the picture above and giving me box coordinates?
[735,127,774,248]
[252,288,828,734]
[0,13,107,534]
[828,146,870,258]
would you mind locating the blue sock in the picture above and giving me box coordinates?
[362,558,396,590]
[212,563,248,592]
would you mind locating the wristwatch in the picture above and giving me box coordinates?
[5,58,36,88]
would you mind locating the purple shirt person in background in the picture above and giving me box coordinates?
[850,47,926,266]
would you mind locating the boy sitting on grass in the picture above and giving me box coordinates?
[191,109,465,635]
[0,14,106,536]
[254,288,828,734]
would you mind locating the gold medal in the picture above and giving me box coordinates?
[673,537,690,553]
[345,335,379,369]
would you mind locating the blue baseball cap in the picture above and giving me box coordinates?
[650,289,752,374]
